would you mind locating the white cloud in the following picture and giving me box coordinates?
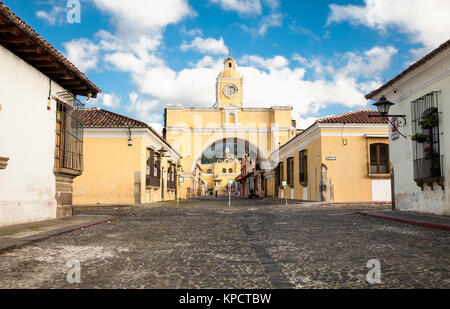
[63,38,100,72]
[36,3,66,25]
[296,117,318,130]
[263,0,280,10]
[339,45,398,78]
[293,45,397,80]
[240,55,289,70]
[123,48,392,129]
[96,93,121,108]
[240,12,283,37]
[327,0,450,57]
[181,37,228,55]
[209,0,262,15]
[257,13,283,35]
[91,0,193,36]
[127,92,162,125]
[180,26,204,37]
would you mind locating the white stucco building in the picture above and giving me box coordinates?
[366,39,450,215]
[0,3,100,227]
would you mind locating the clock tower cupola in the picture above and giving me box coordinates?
[216,55,243,108]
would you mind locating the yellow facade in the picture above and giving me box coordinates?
[73,127,181,205]
[271,119,391,202]
[164,56,296,199]
[202,156,241,194]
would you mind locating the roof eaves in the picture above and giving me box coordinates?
[365,38,450,99]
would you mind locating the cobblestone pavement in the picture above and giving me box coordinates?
[0,198,448,289]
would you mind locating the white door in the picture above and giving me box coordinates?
[303,187,308,200]
[371,179,391,202]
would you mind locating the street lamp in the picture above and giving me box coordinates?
[157,147,169,157]
[369,95,407,138]
[373,96,394,116]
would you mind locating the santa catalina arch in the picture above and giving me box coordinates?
[164,56,296,197]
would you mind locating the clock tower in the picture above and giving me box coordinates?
[216,56,243,108]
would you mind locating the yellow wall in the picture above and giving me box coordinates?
[74,134,181,205]
[73,137,141,205]
[274,126,390,202]
[164,56,296,200]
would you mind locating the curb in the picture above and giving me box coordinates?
[0,216,120,253]
[268,198,391,206]
[356,212,450,231]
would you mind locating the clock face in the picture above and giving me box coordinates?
[223,84,238,99]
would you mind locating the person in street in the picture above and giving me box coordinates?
[215,190,218,198]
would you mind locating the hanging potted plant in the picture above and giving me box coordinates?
[418,113,439,129]
[411,133,429,143]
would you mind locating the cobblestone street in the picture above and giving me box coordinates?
[0,198,448,289]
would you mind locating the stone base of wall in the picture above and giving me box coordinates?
[56,205,74,218]
[54,168,81,218]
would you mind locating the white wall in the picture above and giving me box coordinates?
[371,179,391,202]
[385,53,450,215]
[0,45,66,226]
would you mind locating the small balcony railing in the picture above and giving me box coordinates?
[167,180,176,190]
[413,155,444,182]
[146,175,160,187]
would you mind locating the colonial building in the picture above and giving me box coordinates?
[73,108,181,205]
[269,111,390,202]
[366,39,450,215]
[164,55,296,199]
[202,147,241,195]
[0,3,100,227]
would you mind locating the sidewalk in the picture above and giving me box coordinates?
[0,215,119,252]
[267,198,392,207]
[357,209,450,230]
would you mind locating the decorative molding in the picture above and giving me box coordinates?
[53,168,82,178]
[0,157,9,169]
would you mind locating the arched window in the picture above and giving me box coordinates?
[229,168,233,173]
[222,168,227,174]
[370,143,389,174]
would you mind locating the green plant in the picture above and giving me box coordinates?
[411,133,429,143]
[418,113,438,129]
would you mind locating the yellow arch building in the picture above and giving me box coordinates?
[164,56,297,198]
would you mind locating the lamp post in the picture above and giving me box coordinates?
[369,95,404,211]
[369,95,407,138]
[228,179,234,209]
[282,180,288,206]
[176,163,182,206]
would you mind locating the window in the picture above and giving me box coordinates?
[54,101,83,172]
[287,157,294,186]
[222,168,227,173]
[207,169,212,174]
[146,148,160,187]
[370,144,389,174]
[229,168,233,173]
[411,91,443,182]
[299,150,308,184]
[167,163,176,189]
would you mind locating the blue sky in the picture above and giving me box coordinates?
[3,0,450,131]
